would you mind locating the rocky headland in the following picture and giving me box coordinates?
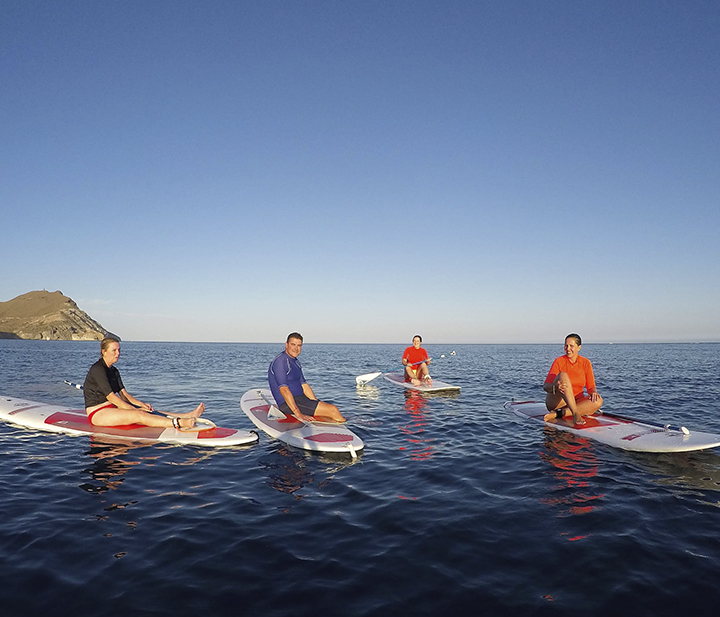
[0,290,116,341]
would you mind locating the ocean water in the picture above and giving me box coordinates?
[1,340,720,616]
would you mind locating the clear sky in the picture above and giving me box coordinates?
[2,1,718,344]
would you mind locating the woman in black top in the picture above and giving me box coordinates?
[84,336,204,430]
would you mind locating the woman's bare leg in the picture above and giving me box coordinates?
[90,405,203,429]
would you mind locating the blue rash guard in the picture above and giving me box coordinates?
[268,351,306,406]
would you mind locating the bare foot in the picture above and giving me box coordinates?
[543,409,565,422]
[166,403,205,419]
[411,378,421,386]
[189,403,205,418]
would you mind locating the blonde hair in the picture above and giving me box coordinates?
[100,336,120,353]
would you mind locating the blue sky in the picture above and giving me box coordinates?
[2,1,718,344]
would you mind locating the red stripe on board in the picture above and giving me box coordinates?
[43,411,241,440]
[45,410,146,428]
[44,410,91,425]
[198,427,237,439]
[532,412,624,429]
[9,404,48,415]
[44,411,165,437]
[251,405,301,424]
[304,433,354,443]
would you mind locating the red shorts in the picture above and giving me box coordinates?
[87,403,116,424]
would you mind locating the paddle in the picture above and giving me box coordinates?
[598,410,690,435]
[256,390,297,421]
[63,380,210,428]
[355,351,456,386]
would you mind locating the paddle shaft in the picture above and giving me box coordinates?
[598,410,689,434]
[63,380,193,421]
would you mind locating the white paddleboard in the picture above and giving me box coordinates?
[506,400,720,453]
[383,372,461,393]
[240,389,363,457]
[0,395,258,447]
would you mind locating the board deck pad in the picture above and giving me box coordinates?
[506,400,720,453]
[0,395,258,447]
[240,388,363,457]
[383,372,461,393]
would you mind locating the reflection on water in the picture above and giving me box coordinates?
[355,384,381,400]
[80,438,220,495]
[260,447,314,497]
[79,440,147,559]
[399,391,436,461]
[627,449,720,495]
[260,443,362,497]
[539,429,604,521]
[80,440,146,494]
[4,341,720,615]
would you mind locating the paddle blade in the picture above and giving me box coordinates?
[267,405,287,420]
[356,371,382,385]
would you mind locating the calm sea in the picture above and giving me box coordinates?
[1,340,720,616]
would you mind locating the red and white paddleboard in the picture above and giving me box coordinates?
[240,388,363,457]
[506,400,720,453]
[383,371,460,393]
[0,395,258,447]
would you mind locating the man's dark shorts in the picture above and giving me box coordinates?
[279,394,319,417]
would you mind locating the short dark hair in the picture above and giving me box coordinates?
[287,332,303,343]
[413,334,422,342]
[565,333,582,346]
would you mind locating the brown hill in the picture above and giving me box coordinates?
[0,290,115,341]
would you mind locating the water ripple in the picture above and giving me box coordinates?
[2,341,720,615]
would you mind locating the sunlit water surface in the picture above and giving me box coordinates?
[1,341,720,616]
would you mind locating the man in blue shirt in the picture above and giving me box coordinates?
[268,332,345,423]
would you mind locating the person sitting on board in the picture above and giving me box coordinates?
[402,335,432,386]
[268,332,346,423]
[84,336,205,430]
[543,333,603,426]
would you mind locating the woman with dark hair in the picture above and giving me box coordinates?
[543,333,603,426]
[84,336,205,430]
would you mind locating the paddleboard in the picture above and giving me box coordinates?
[240,389,363,457]
[0,395,259,447]
[506,400,720,453]
[383,372,461,393]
